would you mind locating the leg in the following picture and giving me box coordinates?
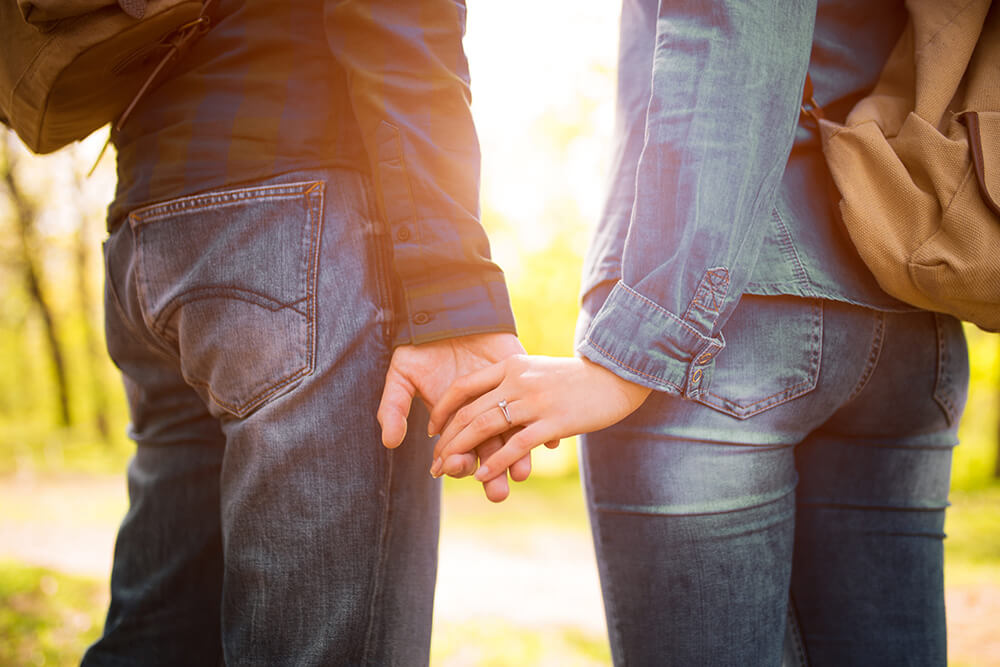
[581,430,798,666]
[87,169,440,666]
[83,228,227,666]
[791,310,968,666]
[580,296,841,666]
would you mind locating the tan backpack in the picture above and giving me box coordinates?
[1,0,211,154]
[805,0,1000,330]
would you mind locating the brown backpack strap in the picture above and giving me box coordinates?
[91,0,214,175]
[959,111,1000,217]
[115,0,214,132]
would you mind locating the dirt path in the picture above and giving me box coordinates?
[0,472,607,634]
[2,473,997,665]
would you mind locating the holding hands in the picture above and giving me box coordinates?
[428,355,652,485]
[377,332,533,502]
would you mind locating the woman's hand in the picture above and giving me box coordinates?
[377,333,534,502]
[427,355,652,482]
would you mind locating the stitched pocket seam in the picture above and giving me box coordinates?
[695,299,823,419]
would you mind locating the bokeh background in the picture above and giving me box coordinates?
[1,2,998,665]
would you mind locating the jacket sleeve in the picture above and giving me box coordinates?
[325,0,516,345]
[577,0,816,397]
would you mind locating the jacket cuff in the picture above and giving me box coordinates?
[576,280,725,397]
[392,270,517,346]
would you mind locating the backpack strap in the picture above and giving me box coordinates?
[115,0,215,133]
[90,0,214,174]
[959,111,1000,217]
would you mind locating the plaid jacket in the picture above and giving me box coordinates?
[111,0,515,346]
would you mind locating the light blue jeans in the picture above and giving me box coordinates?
[84,168,440,666]
[580,295,968,666]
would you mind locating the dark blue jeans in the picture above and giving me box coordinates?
[84,169,440,666]
[580,295,968,666]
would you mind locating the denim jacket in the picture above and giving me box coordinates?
[577,0,912,397]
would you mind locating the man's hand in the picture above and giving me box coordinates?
[377,332,532,502]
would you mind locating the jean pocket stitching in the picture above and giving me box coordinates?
[932,313,958,425]
[184,363,314,418]
[152,289,311,340]
[844,310,886,404]
[695,299,823,419]
[129,181,324,224]
[131,180,325,418]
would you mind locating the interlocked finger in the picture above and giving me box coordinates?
[435,397,527,463]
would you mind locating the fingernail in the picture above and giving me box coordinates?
[473,465,490,482]
[429,457,443,478]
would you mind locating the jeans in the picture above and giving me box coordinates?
[580,295,968,666]
[84,168,440,666]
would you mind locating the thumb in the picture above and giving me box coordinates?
[377,363,416,448]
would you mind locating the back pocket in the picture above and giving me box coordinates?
[129,180,325,418]
[695,295,822,419]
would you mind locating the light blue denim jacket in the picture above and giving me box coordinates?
[577,0,912,398]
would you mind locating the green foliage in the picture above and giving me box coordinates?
[954,325,1000,491]
[945,487,1000,586]
[0,562,106,666]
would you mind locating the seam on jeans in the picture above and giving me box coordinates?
[129,181,323,223]
[180,361,313,418]
[787,595,810,667]
[362,430,395,665]
[152,289,310,337]
[131,219,188,361]
[105,235,183,370]
[580,448,628,664]
[701,376,812,416]
[583,337,683,392]
[105,232,149,343]
[932,313,958,424]
[303,184,323,394]
[845,309,885,403]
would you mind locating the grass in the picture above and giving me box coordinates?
[0,562,106,667]
[945,486,1000,587]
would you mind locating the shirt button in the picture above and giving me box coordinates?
[396,227,411,242]
[691,368,703,385]
[413,311,431,325]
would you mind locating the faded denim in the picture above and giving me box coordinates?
[84,168,440,666]
[580,295,968,666]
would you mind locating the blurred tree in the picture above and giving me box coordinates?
[1,136,71,427]
[70,153,110,441]
[996,337,1000,479]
